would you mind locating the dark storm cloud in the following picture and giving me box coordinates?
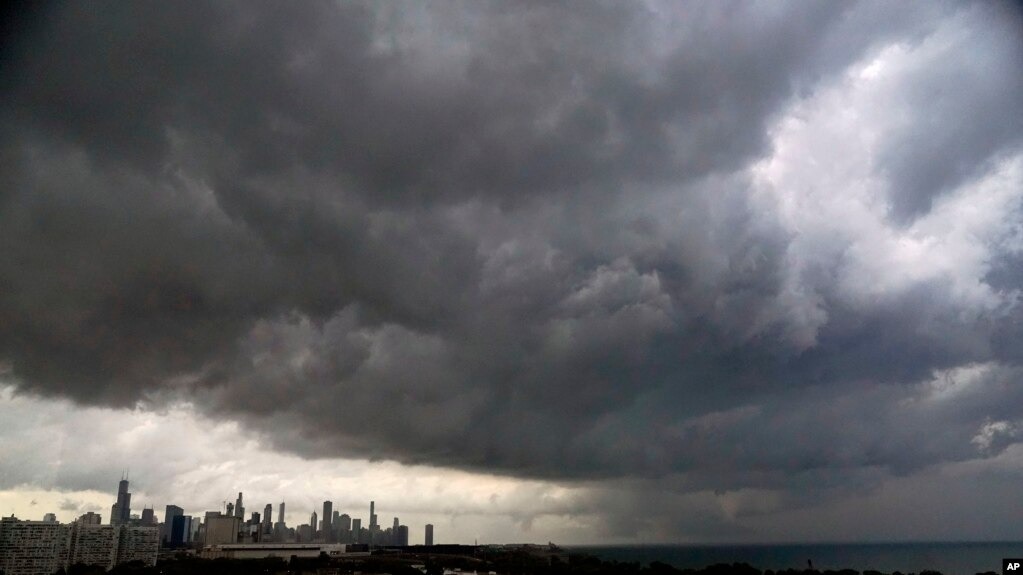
[3,0,1023,518]
[874,3,1023,222]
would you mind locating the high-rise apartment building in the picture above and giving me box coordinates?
[115,526,159,566]
[68,523,117,570]
[0,517,159,575]
[0,517,71,575]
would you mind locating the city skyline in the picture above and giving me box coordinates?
[2,1,1023,545]
[14,476,440,547]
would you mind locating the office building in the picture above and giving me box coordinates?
[234,492,244,519]
[337,513,351,543]
[163,505,183,544]
[322,501,332,541]
[397,525,409,546]
[110,478,131,525]
[351,519,361,543]
[170,515,193,546]
[263,504,273,535]
[203,513,240,545]
[77,512,102,526]
[425,524,433,546]
[140,507,155,526]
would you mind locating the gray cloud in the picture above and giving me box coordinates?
[3,0,1023,539]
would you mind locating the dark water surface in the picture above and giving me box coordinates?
[570,543,1023,575]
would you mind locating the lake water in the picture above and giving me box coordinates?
[570,543,1023,575]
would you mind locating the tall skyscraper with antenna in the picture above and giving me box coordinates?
[109,475,132,525]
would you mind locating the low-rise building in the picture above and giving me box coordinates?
[200,543,358,560]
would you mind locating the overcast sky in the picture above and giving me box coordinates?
[2,1,1023,544]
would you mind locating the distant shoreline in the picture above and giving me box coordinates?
[566,542,1021,575]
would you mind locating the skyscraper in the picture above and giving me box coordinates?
[369,501,378,545]
[352,518,361,543]
[425,524,433,546]
[234,492,244,519]
[139,507,154,526]
[339,513,351,543]
[110,478,131,525]
[310,511,317,535]
[170,515,191,545]
[322,501,332,541]
[278,502,286,526]
[263,504,273,534]
[163,505,183,543]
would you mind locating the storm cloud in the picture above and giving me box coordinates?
[2,0,1023,539]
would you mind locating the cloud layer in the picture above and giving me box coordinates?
[2,0,1023,540]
